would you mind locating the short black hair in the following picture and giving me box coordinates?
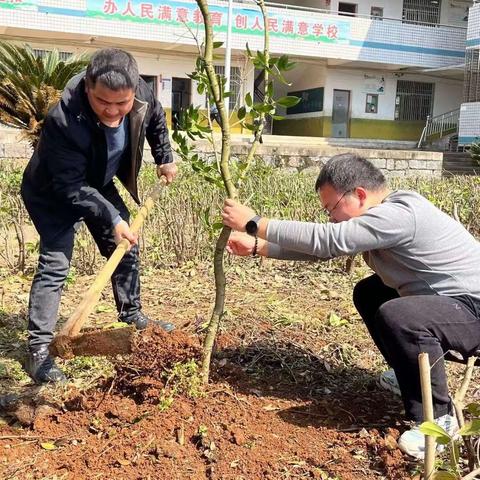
[85,48,139,90]
[315,153,386,193]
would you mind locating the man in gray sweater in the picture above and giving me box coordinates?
[221,153,480,460]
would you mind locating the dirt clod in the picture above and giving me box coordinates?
[114,325,201,402]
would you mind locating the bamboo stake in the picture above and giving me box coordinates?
[419,352,436,479]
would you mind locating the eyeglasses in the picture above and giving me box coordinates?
[324,191,349,217]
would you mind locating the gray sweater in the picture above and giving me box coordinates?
[266,190,480,300]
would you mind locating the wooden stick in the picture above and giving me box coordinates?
[419,352,436,480]
[57,180,166,339]
[453,356,478,471]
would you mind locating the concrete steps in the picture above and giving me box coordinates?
[443,152,479,176]
[229,134,417,151]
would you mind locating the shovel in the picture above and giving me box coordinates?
[49,178,167,359]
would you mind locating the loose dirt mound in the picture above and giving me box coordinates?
[114,325,201,402]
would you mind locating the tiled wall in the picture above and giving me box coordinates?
[458,102,480,146]
[0,0,466,69]
[458,3,480,145]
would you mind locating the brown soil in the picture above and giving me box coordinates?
[0,325,413,480]
[0,262,452,479]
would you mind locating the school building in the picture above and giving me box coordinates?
[0,0,473,144]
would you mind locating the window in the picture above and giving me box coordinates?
[365,94,378,113]
[395,80,434,121]
[370,6,383,20]
[464,49,480,103]
[214,65,242,110]
[33,49,72,61]
[402,0,441,25]
[338,2,357,17]
[141,75,157,97]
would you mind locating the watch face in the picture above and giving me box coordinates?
[246,220,258,235]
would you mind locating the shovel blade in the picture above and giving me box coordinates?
[50,327,135,359]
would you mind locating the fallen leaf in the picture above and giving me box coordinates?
[262,404,280,411]
[40,442,57,451]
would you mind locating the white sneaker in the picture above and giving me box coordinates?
[398,414,459,460]
[378,369,402,397]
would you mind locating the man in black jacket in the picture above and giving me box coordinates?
[21,48,177,384]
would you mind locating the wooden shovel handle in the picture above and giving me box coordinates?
[58,178,166,339]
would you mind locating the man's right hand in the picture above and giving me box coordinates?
[227,231,266,257]
[113,220,138,249]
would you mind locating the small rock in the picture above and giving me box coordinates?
[230,428,246,446]
[384,434,398,451]
[358,428,369,438]
[14,404,36,426]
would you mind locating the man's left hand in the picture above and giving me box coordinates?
[222,199,257,232]
[157,163,178,184]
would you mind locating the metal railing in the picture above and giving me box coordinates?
[417,108,460,148]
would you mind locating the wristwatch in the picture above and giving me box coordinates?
[245,215,262,236]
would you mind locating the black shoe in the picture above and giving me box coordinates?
[127,311,175,332]
[25,345,67,384]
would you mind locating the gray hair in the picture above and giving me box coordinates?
[86,48,139,91]
[315,153,386,193]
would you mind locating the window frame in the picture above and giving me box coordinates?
[365,93,379,114]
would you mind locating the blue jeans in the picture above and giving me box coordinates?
[27,183,141,349]
[353,274,480,422]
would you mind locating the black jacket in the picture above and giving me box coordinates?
[21,72,172,241]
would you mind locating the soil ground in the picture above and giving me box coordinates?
[0,260,478,479]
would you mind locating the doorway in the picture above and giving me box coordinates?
[332,89,350,138]
[171,77,191,128]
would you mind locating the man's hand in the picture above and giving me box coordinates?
[113,220,138,249]
[157,163,177,185]
[227,232,256,256]
[222,199,257,232]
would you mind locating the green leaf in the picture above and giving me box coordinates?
[276,96,301,108]
[252,102,274,114]
[256,50,266,67]
[96,304,114,313]
[458,419,480,436]
[197,83,205,95]
[212,222,224,232]
[213,41,224,49]
[465,402,480,416]
[276,55,296,71]
[271,115,285,121]
[237,106,246,120]
[245,92,253,107]
[419,421,451,445]
[242,122,257,132]
[273,69,292,86]
[267,81,274,98]
[102,322,129,330]
[432,472,458,480]
[328,312,348,327]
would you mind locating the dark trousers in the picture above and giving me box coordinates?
[27,183,141,349]
[353,274,480,421]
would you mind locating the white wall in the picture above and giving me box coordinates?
[324,69,463,118]
[324,69,395,118]
[26,43,253,110]
[272,62,327,117]
[274,64,463,120]
[440,1,470,27]
[431,77,464,115]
